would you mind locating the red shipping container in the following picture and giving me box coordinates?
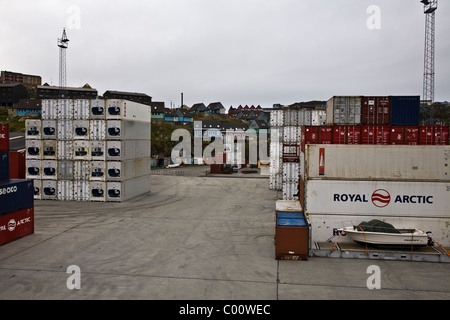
[361,97,390,125]
[0,124,9,152]
[9,150,26,179]
[0,207,34,246]
[361,125,390,145]
[419,125,449,145]
[390,126,419,145]
[318,126,333,144]
[434,125,449,145]
[301,126,320,151]
[332,125,361,144]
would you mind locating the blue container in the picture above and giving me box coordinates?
[277,217,307,227]
[0,152,9,180]
[0,179,34,216]
[277,211,303,219]
[390,96,420,126]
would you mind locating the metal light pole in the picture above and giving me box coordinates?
[58,28,70,89]
[421,0,437,107]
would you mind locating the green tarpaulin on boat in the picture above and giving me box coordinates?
[356,220,401,234]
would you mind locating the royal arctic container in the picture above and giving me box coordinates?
[57,160,74,180]
[26,140,42,159]
[73,141,90,161]
[106,174,151,202]
[105,99,151,122]
[89,181,106,202]
[0,207,34,246]
[57,120,73,140]
[41,120,57,140]
[57,99,74,120]
[90,99,106,119]
[90,141,106,161]
[419,125,449,145]
[306,144,450,181]
[0,179,34,216]
[74,180,89,201]
[390,126,419,145]
[90,161,106,181]
[41,99,58,120]
[57,180,74,201]
[25,120,41,139]
[106,158,151,181]
[73,160,90,180]
[73,120,90,140]
[332,125,361,144]
[106,140,150,161]
[326,96,362,125]
[0,124,9,152]
[9,151,25,179]
[42,160,57,180]
[305,180,450,218]
[361,125,390,145]
[89,120,106,140]
[361,96,390,125]
[57,140,73,160]
[0,152,9,180]
[26,160,41,180]
[42,140,57,160]
[42,180,57,200]
[390,96,420,126]
[106,120,151,140]
[73,99,90,120]
[33,179,42,200]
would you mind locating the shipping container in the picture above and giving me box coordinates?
[269,173,282,190]
[305,180,450,218]
[41,120,57,140]
[73,99,90,120]
[270,110,284,127]
[90,99,106,119]
[326,96,362,125]
[90,141,106,161]
[306,144,450,181]
[390,126,419,145]
[275,225,309,260]
[73,120,90,139]
[283,126,301,143]
[89,181,106,202]
[270,127,283,143]
[9,151,25,179]
[57,140,73,160]
[276,200,302,212]
[26,140,42,159]
[89,120,106,140]
[106,140,151,161]
[361,96,390,125]
[90,161,106,181]
[33,179,41,200]
[25,120,41,139]
[106,158,152,181]
[283,110,298,126]
[106,120,151,140]
[282,162,300,182]
[307,214,450,247]
[57,120,73,140]
[282,181,300,201]
[106,99,151,122]
[74,180,89,201]
[73,160,90,180]
[42,180,57,200]
[57,160,74,180]
[42,160,57,180]
[311,110,326,126]
[26,160,41,180]
[0,179,34,216]
[57,180,74,201]
[73,141,90,160]
[41,99,58,120]
[42,140,57,160]
[361,125,390,145]
[106,174,151,202]
[0,125,9,152]
[0,152,9,180]
[301,126,320,152]
[298,109,312,126]
[332,125,361,144]
[282,144,300,163]
[57,99,74,120]
[419,125,449,145]
[0,207,34,246]
[390,96,420,126]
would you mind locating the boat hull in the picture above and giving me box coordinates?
[342,227,429,246]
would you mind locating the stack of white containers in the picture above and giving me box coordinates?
[25,99,151,202]
[269,110,283,190]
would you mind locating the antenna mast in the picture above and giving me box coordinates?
[58,28,70,89]
[421,0,437,106]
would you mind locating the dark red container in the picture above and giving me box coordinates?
[301,126,320,151]
[434,125,449,145]
[419,125,449,145]
[9,150,26,179]
[361,96,390,125]
[390,126,419,145]
[0,124,9,152]
[318,126,333,144]
[332,125,361,144]
[361,125,390,145]
[0,207,34,246]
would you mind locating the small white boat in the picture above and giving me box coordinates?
[340,220,429,246]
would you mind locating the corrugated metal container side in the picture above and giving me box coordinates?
[41,120,57,140]
[90,161,106,181]
[282,162,300,183]
[306,144,450,181]
[106,140,151,161]
[326,96,362,125]
[42,140,57,160]
[73,141,90,160]
[283,110,298,126]
[301,126,320,152]
[26,140,42,159]
[106,120,151,140]
[106,99,151,122]
[73,120,90,140]
[41,99,58,120]
[0,179,34,216]
[42,180,57,200]
[26,160,41,180]
[0,125,9,153]
[73,160,90,180]
[419,125,449,145]
[0,207,34,246]
[282,126,301,143]
[74,181,89,201]
[311,110,326,126]
[332,125,361,144]
[106,174,151,202]
[73,99,90,120]
[90,141,106,161]
[390,126,419,145]
[57,99,74,120]
[106,158,151,181]
[9,151,25,179]
[57,160,74,180]
[25,120,41,139]
[282,182,300,201]
[270,110,284,127]
[276,200,302,213]
[390,96,420,126]
[57,120,74,140]
[1,152,9,180]
[57,140,73,160]
[90,99,106,119]
[89,181,106,202]
[305,180,450,218]
[269,173,282,190]
[298,109,312,126]
[361,125,390,145]
[270,127,283,143]
[57,180,74,201]
[33,179,41,200]
[42,160,57,180]
[361,96,390,125]
[307,214,450,247]
[89,120,106,140]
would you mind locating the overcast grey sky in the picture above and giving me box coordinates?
[1,0,449,109]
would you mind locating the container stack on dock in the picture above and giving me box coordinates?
[25,99,151,202]
[1,124,34,246]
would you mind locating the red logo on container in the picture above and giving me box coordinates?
[371,189,391,208]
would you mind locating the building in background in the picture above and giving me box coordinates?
[1,70,42,98]
[38,83,98,99]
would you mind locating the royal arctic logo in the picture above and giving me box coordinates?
[371,189,391,208]
[8,219,16,232]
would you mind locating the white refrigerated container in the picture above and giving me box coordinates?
[106,174,151,202]
[106,158,151,181]
[105,99,151,122]
[106,120,151,140]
